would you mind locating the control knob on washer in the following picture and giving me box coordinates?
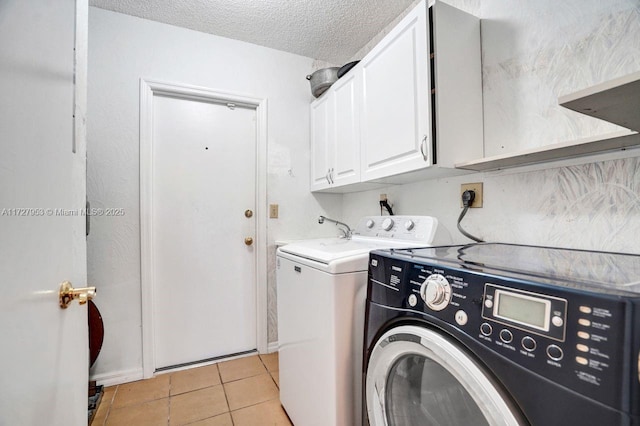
[419,274,452,311]
[381,218,395,231]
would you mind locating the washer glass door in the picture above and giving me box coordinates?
[366,325,525,426]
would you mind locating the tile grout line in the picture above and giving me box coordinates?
[218,364,235,426]
[167,374,173,426]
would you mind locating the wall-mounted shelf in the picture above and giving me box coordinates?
[559,70,640,132]
[456,130,640,172]
[456,71,640,172]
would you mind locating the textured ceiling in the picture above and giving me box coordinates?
[88,0,416,64]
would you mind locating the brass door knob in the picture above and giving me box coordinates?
[59,281,96,309]
[245,209,253,218]
[244,237,254,246]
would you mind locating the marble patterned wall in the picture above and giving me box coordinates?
[481,0,640,155]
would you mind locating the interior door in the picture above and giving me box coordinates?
[0,0,89,425]
[152,94,257,369]
[366,325,526,426]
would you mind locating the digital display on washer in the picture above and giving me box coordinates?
[494,289,550,331]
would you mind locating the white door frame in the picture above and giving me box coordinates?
[139,78,268,378]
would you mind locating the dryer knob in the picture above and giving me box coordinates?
[420,274,452,311]
[381,218,394,231]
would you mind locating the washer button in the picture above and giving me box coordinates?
[480,323,493,336]
[578,318,592,327]
[521,336,537,352]
[455,310,468,326]
[577,331,590,340]
[576,344,589,353]
[499,329,513,344]
[547,345,564,361]
[576,356,589,366]
[552,316,564,327]
[408,294,418,307]
[484,299,493,309]
[579,306,592,314]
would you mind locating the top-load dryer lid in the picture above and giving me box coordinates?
[383,243,640,295]
[278,237,392,265]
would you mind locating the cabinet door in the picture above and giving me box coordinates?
[331,70,361,186]
[360,2,431,181]
[309,93,332,191]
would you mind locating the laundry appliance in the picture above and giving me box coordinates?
[364,243,640,425]
[277,216,438,426]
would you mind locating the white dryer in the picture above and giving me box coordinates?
[276,216,438,426]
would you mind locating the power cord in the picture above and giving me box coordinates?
[380,199,394,216]
[457,190,484,242]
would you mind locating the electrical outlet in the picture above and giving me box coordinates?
[460,183,483,208]
[269,204,279,218]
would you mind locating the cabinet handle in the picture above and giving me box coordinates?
[330,168,334,184]
[420,135,429,162]
[326,170,331,184]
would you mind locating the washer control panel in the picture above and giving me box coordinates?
[482,284,567,342]
[367,250,630,411]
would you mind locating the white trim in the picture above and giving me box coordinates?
[91,368,144,387]
[73,0,87,155]
[267,341,279,354]
[139,78,269,378]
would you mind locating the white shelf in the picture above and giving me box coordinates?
[456,130,640,172]
[559,70,640,132]
[457,71,640,172]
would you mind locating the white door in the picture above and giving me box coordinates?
[152,94,257,369]
[0,0,88,425]
[332,70,361,186]
[309,93,332,191]
[360,2,431,181]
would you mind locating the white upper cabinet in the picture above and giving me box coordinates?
[309,0,483,192]
[309,70,361,191]
[360,4,430,181]
[310,92,332,191]
[331,70,361,186]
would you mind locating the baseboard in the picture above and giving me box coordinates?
[90,368,144,387]
[267,341,279,353]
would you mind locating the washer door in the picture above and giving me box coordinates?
[366,325,526,426]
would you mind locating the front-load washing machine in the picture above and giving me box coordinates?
[277,216,438,426]
[364,243,640,425]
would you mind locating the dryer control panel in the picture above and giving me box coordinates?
[367,249,635,413]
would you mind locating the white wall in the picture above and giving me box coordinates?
[87,8,343,382]
[342,0,640,253]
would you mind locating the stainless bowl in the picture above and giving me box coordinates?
[306,67,340,98]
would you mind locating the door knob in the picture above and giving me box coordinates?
[59,281,96,309]
[245,209,253,218]
[244,237,254,246]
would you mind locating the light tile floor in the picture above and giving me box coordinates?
[91,353,290,426]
